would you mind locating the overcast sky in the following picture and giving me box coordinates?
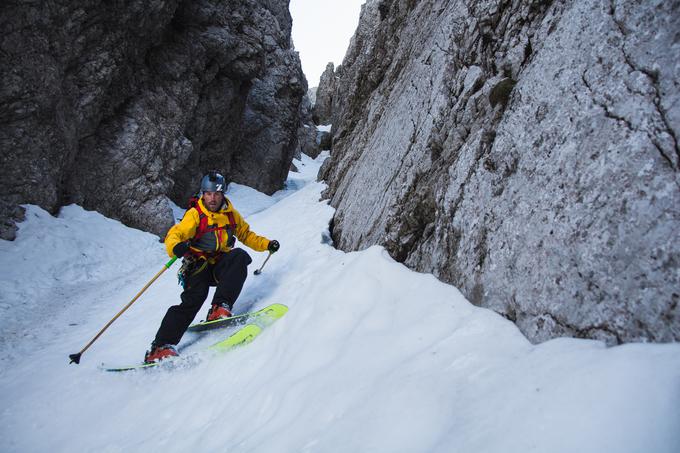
[289,0,366,88]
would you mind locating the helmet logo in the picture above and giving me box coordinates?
[216,184,223,191]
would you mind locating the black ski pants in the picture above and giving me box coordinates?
[153,248,252,346]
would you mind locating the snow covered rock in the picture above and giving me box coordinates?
[319,0,680,344]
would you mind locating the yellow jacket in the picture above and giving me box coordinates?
[165,197,270,261]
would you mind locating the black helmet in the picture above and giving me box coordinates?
[200,171,226,193]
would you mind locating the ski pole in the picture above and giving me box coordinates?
[69,256,178,364]
[254,251,272,275]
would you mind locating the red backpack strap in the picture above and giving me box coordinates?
[193,202,210,240]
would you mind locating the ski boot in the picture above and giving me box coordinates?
[206,303,232,321]
[144,343,179,363]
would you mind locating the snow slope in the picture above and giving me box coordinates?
[1,153,679,453]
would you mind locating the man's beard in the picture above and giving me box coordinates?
[205,199,223,212]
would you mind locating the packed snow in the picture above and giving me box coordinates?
[0,153,679,452]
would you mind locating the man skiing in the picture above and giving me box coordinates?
[144,171,280,363]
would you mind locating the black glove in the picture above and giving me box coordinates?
[268,240,280,253]
[173,241,191,258]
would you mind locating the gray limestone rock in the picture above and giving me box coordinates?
[296,94,322,159]
[320,0,680,344]
[293,85,321,160]
[317,129,332,151]
[1,0,304,237]
[231,42,307,194]
[0,201,25,241]
[312,62,336,125]
[1,0,180,237]
[307,86,317,106]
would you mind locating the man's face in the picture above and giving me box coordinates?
[203,191,224,212]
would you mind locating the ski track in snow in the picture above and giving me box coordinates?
[0,153,679,453]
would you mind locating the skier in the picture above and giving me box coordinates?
[144,171,280,363]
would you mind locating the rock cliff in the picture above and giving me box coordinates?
[295,94,322,159]
[319,0,680,344]
[312,62,336,125]
[1,0,306,239]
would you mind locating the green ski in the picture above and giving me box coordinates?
[102,324,262,372]
[188,303,288,332]
[102,304,288,372]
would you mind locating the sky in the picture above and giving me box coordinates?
[289,0,366,88]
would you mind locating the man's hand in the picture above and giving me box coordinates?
[268,240,280,253]
[173,241,191,258]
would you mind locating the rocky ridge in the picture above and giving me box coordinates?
[318,0,680,344]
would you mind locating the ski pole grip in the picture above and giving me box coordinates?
[165,256,178,268]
